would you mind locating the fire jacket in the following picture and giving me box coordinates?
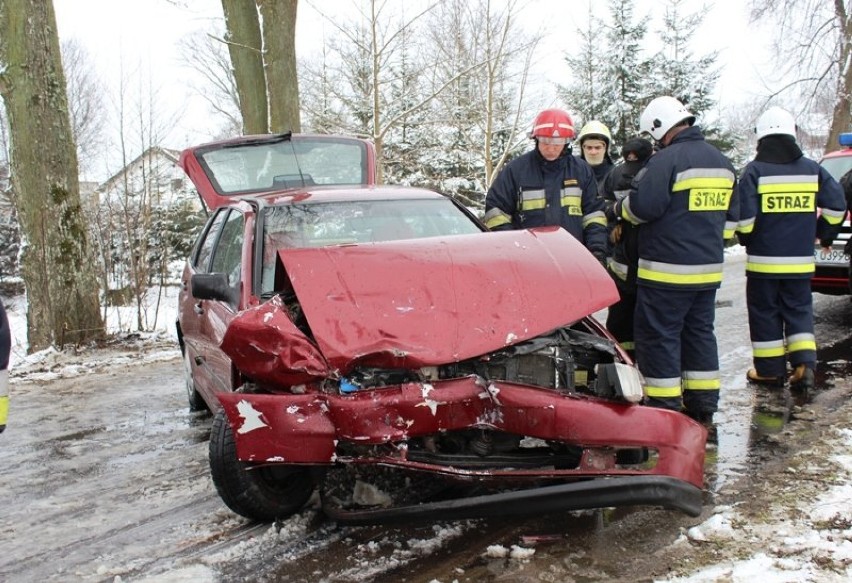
[0,302,9,433]
[736,157,846,278]
[484,149,608,257]
[602,159,644,291]
[615,126,738,290]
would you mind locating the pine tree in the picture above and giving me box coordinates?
[603,0,652,149]
[647,0,738,161]
[559,6,609,126]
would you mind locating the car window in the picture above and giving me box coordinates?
[199,136,369,194]
[263,198,482,247]
[259,198,483,295]
[210,210,245,287]
[820,156,852,181]
[193,209,229,273]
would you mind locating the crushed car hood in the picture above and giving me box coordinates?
[269,226,617,374]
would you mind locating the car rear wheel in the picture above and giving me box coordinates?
[209,408,315,522]
[183,350,209,412]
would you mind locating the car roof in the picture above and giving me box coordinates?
[821,147,852,160]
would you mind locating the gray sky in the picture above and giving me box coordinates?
[52,0,773,173]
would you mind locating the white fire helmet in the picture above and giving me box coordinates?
[755,106,797,140]
[639,96,695,142]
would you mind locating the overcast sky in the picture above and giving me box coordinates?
[52,0,773,176]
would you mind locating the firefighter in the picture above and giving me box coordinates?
[601,137,654,357]
[737,106,847,393]
[577,120,615,190]
[484,108,608,264]
[0,302,9,434]
[841,169,852,296]
[614,96,737,427]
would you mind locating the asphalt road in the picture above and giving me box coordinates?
[1,252,850,583]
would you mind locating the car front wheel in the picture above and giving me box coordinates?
[209,408,315,522]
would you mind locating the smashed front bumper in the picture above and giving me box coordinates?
[218,376,707,520]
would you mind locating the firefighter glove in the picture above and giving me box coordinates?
[610,223,623,244]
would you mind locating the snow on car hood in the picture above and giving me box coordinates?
[271,226,617,374]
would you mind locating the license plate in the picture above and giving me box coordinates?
[814,247,850,265]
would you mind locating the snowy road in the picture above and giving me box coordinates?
[1,253,851,582]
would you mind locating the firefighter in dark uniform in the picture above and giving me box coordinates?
[601,137,654,357]
[841,168,852,295]
[577,120,615,190]
[0,302,9,433]
[737,106,847,393]
[614,96,737,427]
[484,108,608,263]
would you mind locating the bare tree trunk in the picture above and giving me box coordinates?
[260,0,301,133]
[0,0,104,351]
[221,0,269,134]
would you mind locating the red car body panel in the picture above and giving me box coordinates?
[275,227,614,373]
[219,227,618,382]
[220,294,333,386]
[217,379,706,489]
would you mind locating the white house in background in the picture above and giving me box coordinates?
[95,146,200,210]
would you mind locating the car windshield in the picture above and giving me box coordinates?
[260,197,484,294]
[198,136,369,194]
[820,156,852,181]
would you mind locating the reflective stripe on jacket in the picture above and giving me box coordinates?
[736,157,847,278]
[615,126,737,290]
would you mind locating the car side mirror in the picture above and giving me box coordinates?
[191,273,239,305]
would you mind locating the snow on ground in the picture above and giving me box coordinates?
[3,271,852,581]
[660,426,852,582]
[4,285,181,380]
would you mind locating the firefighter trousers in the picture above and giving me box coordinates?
[746,277,816,378]
[606,288,636,357]
[634,286,720,415]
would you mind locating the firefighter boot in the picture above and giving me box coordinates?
[789,364,814,394]
[686,410,717,448]
[746,368,785,388]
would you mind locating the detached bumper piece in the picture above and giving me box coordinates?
[322,475,704,525]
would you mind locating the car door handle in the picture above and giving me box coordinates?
[194,301,204,315]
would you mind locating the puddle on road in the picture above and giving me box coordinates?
[709,333,852,496]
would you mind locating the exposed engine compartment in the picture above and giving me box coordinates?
[338,323,625,401]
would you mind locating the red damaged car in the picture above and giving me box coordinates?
[176,133,707,525]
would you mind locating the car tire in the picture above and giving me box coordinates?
[209,408,315,522]
[183,350,209,413]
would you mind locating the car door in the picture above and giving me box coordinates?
[179,209,230,397]
[181,206,250,403]
[193,208,246,402]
